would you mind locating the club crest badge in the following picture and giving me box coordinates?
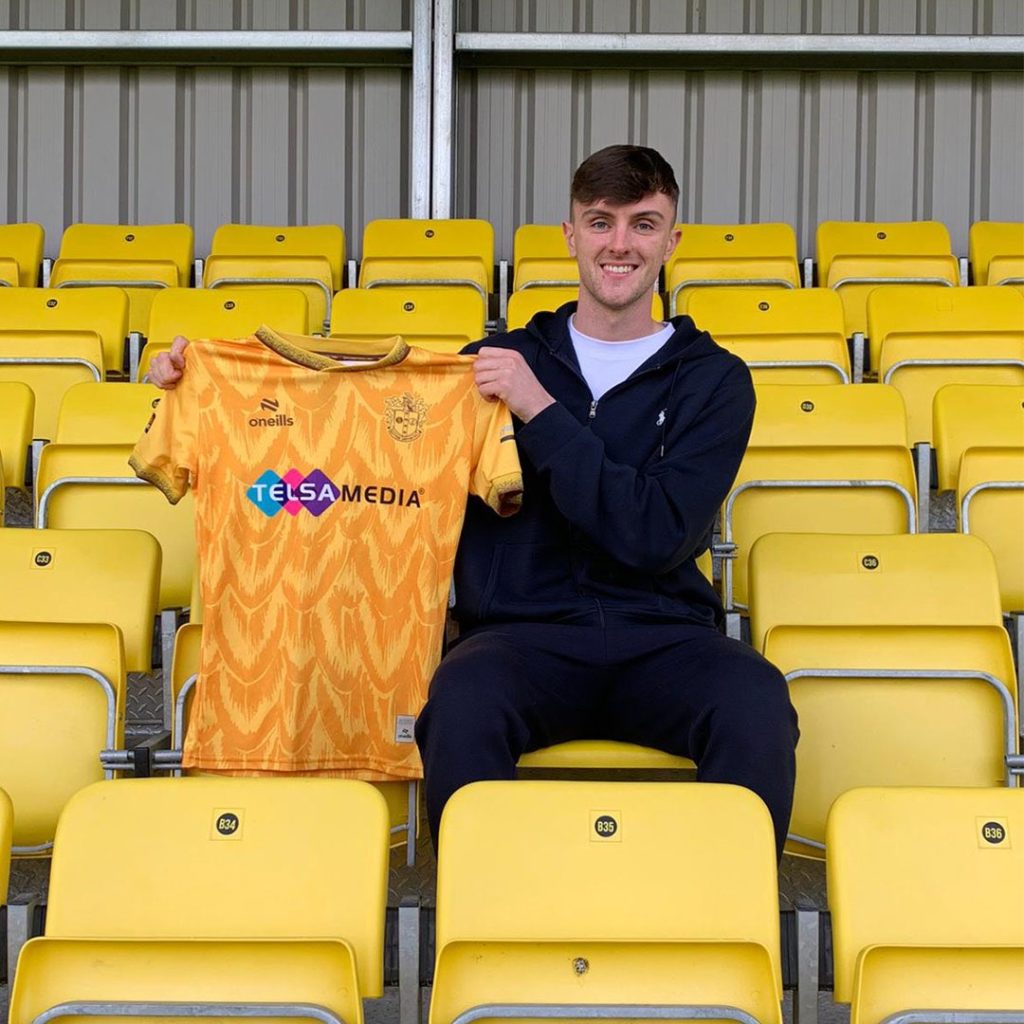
[385,392,428,442]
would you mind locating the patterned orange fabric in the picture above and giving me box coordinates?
[131,327,521,779]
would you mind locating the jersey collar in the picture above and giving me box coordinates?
[255,325,410,371]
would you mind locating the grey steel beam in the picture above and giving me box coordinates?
[454,32,1024,71]
[0,31,412,67]
[411,0,433,219]
[431,0,455,219]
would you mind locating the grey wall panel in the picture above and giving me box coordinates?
[987,72,1024,221]
[460,0,1024,34]
[15,68,67,248]
[1,59,410,258]
[456,67,1023,261]
[131,69,181,223]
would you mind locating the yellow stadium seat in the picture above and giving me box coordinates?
[36,444,195,612]
[140,285,309,380]
[958,447,1024,614]
[817,220,959,338]
[8,776,390,1021]
[688,288,851,384]
[933,384,1024,614]
[870,285,1024,445]
[0,381,34,491]
[512,224,577,291]
[0,621,125,853]
[0,223,44,287]
[749,531,1006,650]
[0,333,105,443]
[506,286,664,330]
[0,527,160,673]
[827,787,1024,1017]
[0,786,11,894]
[750,532,1018,857]
[666,223,800,316]
[970,221,1024,289]
[518,740,695,772]
[54,381,163,444]
[359,218,494,299]
[50,223,194,335]
[0,284,130,378]
[168,621,418,855]
[203,224,340,333]
[932,383,1024,491]
[329,286,486,353]
[430,780,782,1024]
[721,384,916,613]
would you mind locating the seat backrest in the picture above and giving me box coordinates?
[933,383,1024,490]
[689,289,850,383]
[0,381,34,490]
[748,383,909,448]
[432,780,781,1021]
[57,224,194,284]
[437,780,777,947]
[36,444,195,610]
[765,623,1017,856]
[872,286,1024,443]
[54,382,163,445]
[816,220,953,282]
[0,286,130,377]
[666,222,798,277]
[329,286,486,352]
[359,218,494,292]
[958,446,1024,613]
[868,284,1024,373]
[45,777,389,991]
[147,286,310,348]
[0,620,125,852]
[209,224,345,291]
[827,786,1024,1001]
[690,286,844,342]
[748,532,1003,650]
[0,223,45,287]
[970,221,1024,286]
[513,224,570,275]
[0,333,106,442]
[0,527,161,671]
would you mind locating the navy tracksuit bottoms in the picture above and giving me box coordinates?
[415,620,799,861]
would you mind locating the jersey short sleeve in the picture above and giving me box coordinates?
[129,349,201,504]
[470,397,523,517]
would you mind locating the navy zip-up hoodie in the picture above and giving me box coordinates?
[453,302,755,630]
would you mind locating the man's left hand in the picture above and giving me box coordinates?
[474,346,555,423]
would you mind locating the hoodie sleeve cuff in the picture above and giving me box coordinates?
[515,401,585,470]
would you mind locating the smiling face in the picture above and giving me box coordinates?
[562,192,681,321]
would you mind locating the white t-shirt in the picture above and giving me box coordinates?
[568,315,675,400]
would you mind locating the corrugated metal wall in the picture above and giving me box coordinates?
[0,0,411,256]
[456,68,1024,259]
[458,0,1024,35]
[1,0,1022,261]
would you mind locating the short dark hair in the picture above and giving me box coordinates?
[571,145,679,211]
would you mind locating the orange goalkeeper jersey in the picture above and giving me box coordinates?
[131,326,522,779]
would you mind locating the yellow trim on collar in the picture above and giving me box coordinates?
[254,324,410,371]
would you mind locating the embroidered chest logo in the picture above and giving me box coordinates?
[385,392,428,442]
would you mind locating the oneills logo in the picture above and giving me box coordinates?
[385,392,428,442]
[250,397,294,428]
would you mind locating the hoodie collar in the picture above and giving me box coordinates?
[525,301,707,369]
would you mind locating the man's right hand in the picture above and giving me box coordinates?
[149,335,189,390]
